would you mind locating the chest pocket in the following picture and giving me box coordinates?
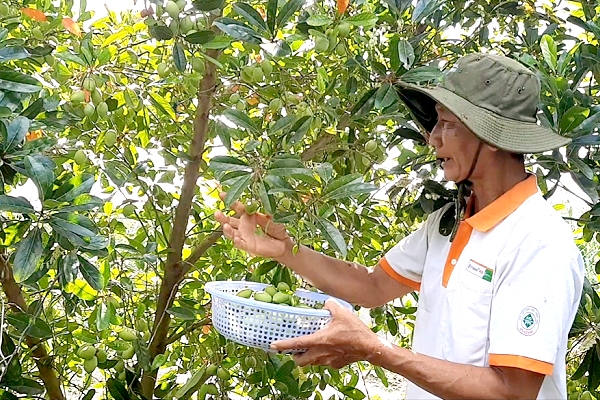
[442,259,494,366]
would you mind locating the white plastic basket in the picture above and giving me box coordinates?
[205,281,353,352]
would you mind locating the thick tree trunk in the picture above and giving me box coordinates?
[0,258,65,400]
[140,48,220,399]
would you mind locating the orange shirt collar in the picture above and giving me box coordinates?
[465,175,538,232]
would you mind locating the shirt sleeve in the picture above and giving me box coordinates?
[379,206,448,292]
[488,236,584,375]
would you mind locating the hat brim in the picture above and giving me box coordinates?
[397,81,571,154]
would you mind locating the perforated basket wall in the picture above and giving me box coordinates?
[205,281,353,352]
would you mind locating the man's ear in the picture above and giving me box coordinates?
[485,144,499,153]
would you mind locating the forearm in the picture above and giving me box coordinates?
[274,241,375,306]
[367,339,524,400]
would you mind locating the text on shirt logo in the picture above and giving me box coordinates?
[465,259,493,282]
[517,306,540,336]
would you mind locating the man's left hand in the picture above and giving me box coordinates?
[270,299,379,369]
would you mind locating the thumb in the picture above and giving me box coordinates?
[324,298,345,316]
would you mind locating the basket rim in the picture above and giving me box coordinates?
[205,280,353,317]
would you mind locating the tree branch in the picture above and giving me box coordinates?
[300,112,350,162]
[0,257,65,400]
[141,44,221,398]
[165,318,211,346]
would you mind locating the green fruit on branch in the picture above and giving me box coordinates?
[241,66,254,82]
[260,59,273,77]
[180,16,193,33]
[71,90,85,103]
[269,98,283,111]
[338,22,351,37]
[83,103,95,117]
[135,320,148,332]
[96,101,108,119]
[235,100,247,111]
[74,150,87,166]
[32,28,44,40]
[123,204,136,217]
[83,356,98,373]
[96,348,107,364]
[236,288,252,298]
[165,1,180,18]
[158,62,169,78]
[105,129,117,147]
[77,345,96,360]
[245,201,259,215]
[244,355,257,368]
[365,139,377,153]
[191,57,205,74]
[217,367,231,380]
[280,198,291,209]
[119,328,137,341]
[83,77,96,91]
[121,345,135,359]
[252,67,264,83]
[114,359,125,372]
[176,0,186,10]
[264,285,277,296]
[206,363,218,376]
[229,93,241,103]
[118,371,126,381]
[314,37,329,52]
[205,383,219,395]
[91,89,102,105]
[253,291,272,303]
[0,4,8,15]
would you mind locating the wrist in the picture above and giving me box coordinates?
[274,237,296,263]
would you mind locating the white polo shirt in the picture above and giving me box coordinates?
[380,175,584,399]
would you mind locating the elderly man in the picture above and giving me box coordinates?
[215,53,584,399]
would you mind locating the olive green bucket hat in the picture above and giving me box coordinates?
[396,53,571,154]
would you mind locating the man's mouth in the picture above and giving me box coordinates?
[437,157,450,166]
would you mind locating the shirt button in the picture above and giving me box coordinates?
[451,259,457,265]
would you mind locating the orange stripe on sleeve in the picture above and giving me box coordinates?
[489,354,554,375]
[379,257,421,291]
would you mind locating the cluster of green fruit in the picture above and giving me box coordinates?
[313,22,352,55]
[241,60,273,84]
[567,380,595,400]
[70,76,111,121]
[76,327,139,378]
[236,283,323,309]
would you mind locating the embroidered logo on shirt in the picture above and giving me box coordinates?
[466,260,493,282]
[517,306,540,336]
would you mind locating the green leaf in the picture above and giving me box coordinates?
[233,3,269,32]
[306,14,333,26]
[53,174,95,203]
[49,216,108,250]
[167,306,197,320]
[55,51,87,66]
[6,312,52,339]
[349,88,377,118]
[412,0,440,23]
[374,83,398,109]
[572,112,600,136]
[58,252,78,286]
[224,173,253,207]
[23,157,53,201]
[346,12,378,26]
[560,106,589,134]
[322,182,377,201]
[222,109,260,133]
[389,35,401,72]
[267,0,277,33]
[540,34,557,71]
[173,42,187,72]
[185,30,217,44]
[0,47,30,63]
[203,35,233,49]
[339,386,365,399]
[20,98,44,119]
[102,28,132,46]
[78,256,104,291]
[276,0,305,28]
[274,359,296,381]
[269,115,297,132]
[6,378,44,396]
[570,171,598,204]
[213,18,263,44]
[315,217,347,257]
[397,39,415,69]
[192,0,225,11]
[323,173,361,195]
[96,300,112,331]
[258,179,276,215]
[4,116,30,152]
[209,155,251,172]
[150,25,174,40]
[149,93,176,119]
[401,66,442,83]
[106,378,130,400]
[0,195,34,214]
[13,228,43,283]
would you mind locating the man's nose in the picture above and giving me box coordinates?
[428,122,442,148]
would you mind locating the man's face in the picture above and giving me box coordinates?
[429,104,482,182]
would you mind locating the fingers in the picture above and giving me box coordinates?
[219,192,247,215]
[271,331,323,352]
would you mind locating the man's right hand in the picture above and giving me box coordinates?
[214,192,292,259]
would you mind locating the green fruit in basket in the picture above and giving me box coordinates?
[297,304,312,309]
[206,363,218,376]
[265,285,277,297]
[276,282,290,292]
[272,292,289,304]
[237,288,253,298]
[254,291,272,303]
[217,367,231,380]
[314,303,324,309]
